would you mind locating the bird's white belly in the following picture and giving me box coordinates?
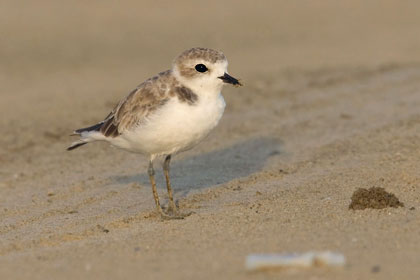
[114,93,226,155]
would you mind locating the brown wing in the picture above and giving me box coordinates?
[100,70,174,137]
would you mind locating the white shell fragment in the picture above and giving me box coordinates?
[246,251,346,271]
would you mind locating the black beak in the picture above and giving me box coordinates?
[218,73,242,87]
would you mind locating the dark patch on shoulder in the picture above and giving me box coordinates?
[174,86,198,105]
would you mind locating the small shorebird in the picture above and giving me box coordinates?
[68,47,241,219]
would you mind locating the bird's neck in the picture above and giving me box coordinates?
[172,69,222,99]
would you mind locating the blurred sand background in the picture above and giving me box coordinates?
[1,0,420,279]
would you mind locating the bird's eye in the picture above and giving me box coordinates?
[195,64,208,73]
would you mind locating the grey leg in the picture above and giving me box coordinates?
[148,160,165,215]
[148,158,185,220]
[163,155,177,213]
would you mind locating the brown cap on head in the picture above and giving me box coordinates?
[174,47,226,66]
[173,48,228,79]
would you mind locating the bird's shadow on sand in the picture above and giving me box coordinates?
[112,137,283,195]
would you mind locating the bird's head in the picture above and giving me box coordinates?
[173,47,242,94]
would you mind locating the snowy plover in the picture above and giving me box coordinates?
[68,48,241,219]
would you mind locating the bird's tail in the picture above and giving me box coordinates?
[67,122,104,151]
[67,140,88,151]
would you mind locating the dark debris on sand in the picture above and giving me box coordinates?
[349,187,404,210]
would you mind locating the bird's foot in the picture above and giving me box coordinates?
[159,204,192,220]
[166,201,178,215]
[160,211,192,220]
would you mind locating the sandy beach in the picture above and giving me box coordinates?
[1,1,420,279]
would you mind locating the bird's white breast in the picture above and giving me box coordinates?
[115,92,226,155]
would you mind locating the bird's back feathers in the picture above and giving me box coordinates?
[67,70,198,150]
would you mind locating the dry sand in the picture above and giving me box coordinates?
[1,1,420,279]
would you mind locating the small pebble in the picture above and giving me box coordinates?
[371,265,381,273]
[246,251,345,271]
